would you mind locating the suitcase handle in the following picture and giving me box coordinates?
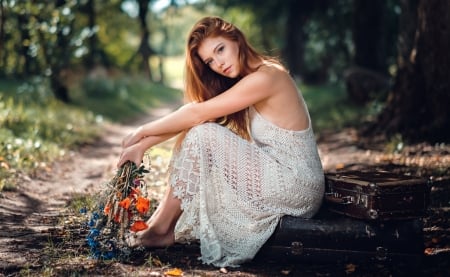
[325,193,354,205]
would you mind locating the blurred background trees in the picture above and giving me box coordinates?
[0,0,449,142]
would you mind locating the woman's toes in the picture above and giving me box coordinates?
[125,233,142,248]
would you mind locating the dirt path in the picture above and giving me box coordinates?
[0,105,177,276]
[1,103,449,276]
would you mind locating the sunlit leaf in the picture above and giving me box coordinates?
[164,268,183,276]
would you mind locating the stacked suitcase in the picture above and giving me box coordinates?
[257,170,430,265]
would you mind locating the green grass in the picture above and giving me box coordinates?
[71,75,181,122]
[0,92,100,191]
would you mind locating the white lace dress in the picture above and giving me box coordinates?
[168,105,324,267]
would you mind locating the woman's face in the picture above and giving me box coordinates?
[197,36,240,78]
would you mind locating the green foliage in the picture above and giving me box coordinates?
[301,83,368,132]
[96,2,140,67]
[72,75,181,122]
[149,5,207,57]
[2,1,84,76]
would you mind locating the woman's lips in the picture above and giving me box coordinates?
[223,66,231,74]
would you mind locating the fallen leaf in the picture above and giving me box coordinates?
[0,161,10,169]
[424,248,435,255]
[164,268,183,276]
[345,263,356,274]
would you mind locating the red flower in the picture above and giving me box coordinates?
[136,197,150,214]
[119,197,131,210]
[130,187,141,197]
[103,204,111,215]
[114,213,121,223]
[130,220,148,232]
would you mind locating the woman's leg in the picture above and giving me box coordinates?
[128,123,214,248]
[128,186,182,248]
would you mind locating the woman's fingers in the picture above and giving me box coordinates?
[117,143,145,168]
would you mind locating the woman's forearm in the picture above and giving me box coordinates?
[139,132,179,149]
[135,103,204,141]
[118,132,179,167]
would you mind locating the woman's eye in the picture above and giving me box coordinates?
[218,46,224,53]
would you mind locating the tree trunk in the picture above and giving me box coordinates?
[85,0,97,67]
[0,0,5,67]
[48,0,72,103]
[368,0,450,142]
[17,13,32,76]
[284,0,307,79]
[346,0,391,104]
[81,0,110,68]
[137,0,153,80]
[352,0,388,74]
[50,76,70,103]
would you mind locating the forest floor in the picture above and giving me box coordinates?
[1,103,449,277]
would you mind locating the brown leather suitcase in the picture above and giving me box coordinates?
[324,171,430,221]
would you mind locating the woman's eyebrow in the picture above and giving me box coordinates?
[213,42,223,53]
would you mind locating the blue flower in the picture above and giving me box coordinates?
[88,218,96,227]
[103,251,115,260]
[92,211,100,220]
[87,238,98,248]
[88,228,100,237]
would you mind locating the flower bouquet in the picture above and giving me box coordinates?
[85,161,154,260]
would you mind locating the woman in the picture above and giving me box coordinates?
[118,16,324,267]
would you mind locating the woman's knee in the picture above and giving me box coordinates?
[186,122,221,139]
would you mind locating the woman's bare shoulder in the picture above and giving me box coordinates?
[245,62,285,80]
[256,62,290,80]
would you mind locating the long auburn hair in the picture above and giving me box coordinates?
[176,16,279,147]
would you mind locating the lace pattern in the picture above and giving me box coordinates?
[168,106,324,267]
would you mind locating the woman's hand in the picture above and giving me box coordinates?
[117,142,146,168]
[121,127,143,148]
[117,132,178,168]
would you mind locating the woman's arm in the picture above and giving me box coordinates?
[124,70,277,147]
[118,132,178,167]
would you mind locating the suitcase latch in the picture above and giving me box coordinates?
[375,246,388,261]
[291,241,303,255]
[324,193,354,205]
[368,209,379,219]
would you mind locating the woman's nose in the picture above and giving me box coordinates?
[216,58,225,68]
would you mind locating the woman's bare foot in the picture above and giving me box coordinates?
[126,186,181,248]
[126,226,175,248]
